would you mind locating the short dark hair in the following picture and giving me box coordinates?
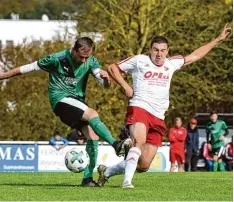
[210,110,218,116]
[150,36,169,48]
[73,37,95,51]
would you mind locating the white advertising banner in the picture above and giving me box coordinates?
[38,145,170,172]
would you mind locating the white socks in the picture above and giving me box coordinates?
[123,147,141,185]
[103,147,141,186]
[104,160,126,178]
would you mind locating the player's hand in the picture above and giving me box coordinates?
[217,24,232,41]
[100,69,111,87]
[0,71,7,80]
[124,85,133,98]
[219,135,225,141]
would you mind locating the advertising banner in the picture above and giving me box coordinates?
[0,144,38,172]
[0,142,170,172]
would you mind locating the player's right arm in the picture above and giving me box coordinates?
[168,129,177,143]
[0,61,40,80]
[108,56,137,98]
[0,54,58,80]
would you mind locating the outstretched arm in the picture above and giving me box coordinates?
[0,61,40,80]
[184,24,231,66]
[108,64,133,98]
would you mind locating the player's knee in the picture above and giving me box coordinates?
[132,136,146,148]
[134,141,145,149]
[84,108,99,121]
[213,156,218,161]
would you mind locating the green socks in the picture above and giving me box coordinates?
[213,161,225,171]
[89,117,116,145]
[83,140,99,179]
[213,161,218,171]
[218,162,225,171]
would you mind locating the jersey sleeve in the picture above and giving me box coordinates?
[116,55,138,73]
[37,54,59,72]
[89,56,101,71]
[168,55,185,72]
[222,121,228,130]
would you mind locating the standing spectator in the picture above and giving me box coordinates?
[223,136,233,171]
[169,117,187,172]
[67,129,86,145]
[185,118,199,171]
[206,110,229,172]
[202,142,213,171]
[49,134,69,150]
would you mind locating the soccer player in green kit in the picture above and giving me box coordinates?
[206,110,229,171]
[0,37,131,186]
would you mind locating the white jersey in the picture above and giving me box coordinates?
[117,54,185,120]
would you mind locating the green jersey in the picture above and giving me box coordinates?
[37,49,100,110]
[206,120,228,149]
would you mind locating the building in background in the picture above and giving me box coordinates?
[0,15,77,47]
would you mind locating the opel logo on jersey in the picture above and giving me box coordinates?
[144,71,169,80]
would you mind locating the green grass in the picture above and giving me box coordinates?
[0,172,232,201]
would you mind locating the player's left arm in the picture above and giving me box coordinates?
[184,24,231,66]
[92,68,111,88]
[90,56,111,88]
[49,137,57,147]
[219,121,229,140]
[196,130,200,154]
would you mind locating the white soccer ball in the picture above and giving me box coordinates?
[65,148,90,173]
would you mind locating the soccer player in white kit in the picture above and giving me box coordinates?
[97,24,231,188]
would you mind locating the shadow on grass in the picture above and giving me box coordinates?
[1,183,122,189]
[0,183,80,187]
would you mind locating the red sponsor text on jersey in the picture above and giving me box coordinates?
[144,71,169,80]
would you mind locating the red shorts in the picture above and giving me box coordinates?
[125,106,166,146]
[170,150,185,164]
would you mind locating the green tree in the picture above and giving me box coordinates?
[0,0,232,140]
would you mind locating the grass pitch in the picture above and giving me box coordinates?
[0,172,232,201]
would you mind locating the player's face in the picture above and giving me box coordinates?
[190,123,196,129]
[150,43,169,66]
[210,114,218,123]
[55,135,61,140]
[72,46,93,64]
[175,119,182,127]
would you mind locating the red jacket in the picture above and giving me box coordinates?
[223,142,233,162]
[168,127,187,151]
[203,143,213,161]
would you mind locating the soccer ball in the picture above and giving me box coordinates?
[65,148,90,173]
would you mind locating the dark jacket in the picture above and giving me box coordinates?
[185,124,199,154]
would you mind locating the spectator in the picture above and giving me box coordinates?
[168,117,187,172]
[67,129,86,145]
[185,118,199,171]
[223,136,233,171]
[49,134,69,150]
[202,142,213,171]
[206,110,229,171]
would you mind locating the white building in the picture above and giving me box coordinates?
[0,18,78,46]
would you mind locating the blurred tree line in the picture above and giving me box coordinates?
[0,0,232,141]
[0,0,86,20]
